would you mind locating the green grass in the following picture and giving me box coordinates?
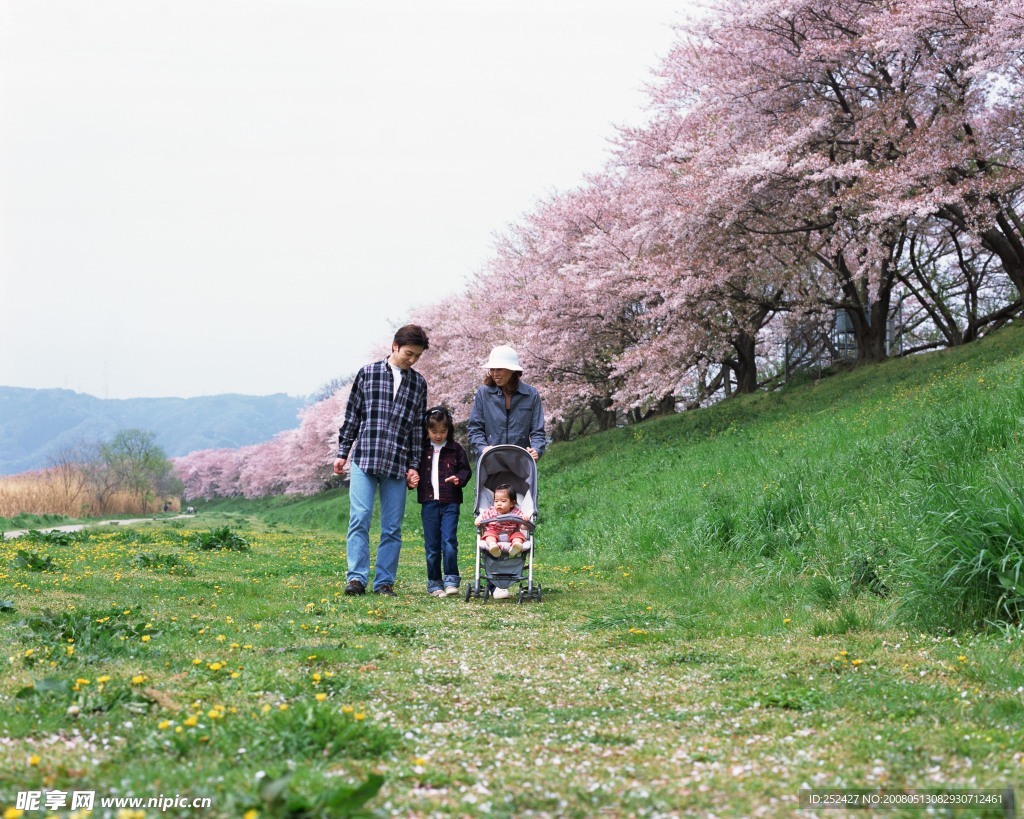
[2,325,1024,816]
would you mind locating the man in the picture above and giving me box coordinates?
[334,324,429,596]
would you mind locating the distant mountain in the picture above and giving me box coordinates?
[0,386,307,475]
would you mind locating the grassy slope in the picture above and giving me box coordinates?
[3,326,1023,817]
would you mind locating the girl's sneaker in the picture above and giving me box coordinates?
[444,586,460,596]
[430,589,446,598]
[492,587,510,600]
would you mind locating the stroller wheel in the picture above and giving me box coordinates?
[464,585,472,602]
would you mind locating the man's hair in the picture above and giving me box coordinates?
[494,484,516,504]
[393,324,429,349]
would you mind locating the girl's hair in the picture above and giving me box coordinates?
[425,405,455,444]
[494,484,517,504]
[483,370,521,391]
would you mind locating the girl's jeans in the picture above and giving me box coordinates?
[421,500,460,591]
[346,462,408,590]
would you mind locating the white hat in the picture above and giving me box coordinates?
[484,345,523,372]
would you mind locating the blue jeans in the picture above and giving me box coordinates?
[346,462,408,590]
[421,500,461,591]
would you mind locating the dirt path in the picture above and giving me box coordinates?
[2,515,194,541]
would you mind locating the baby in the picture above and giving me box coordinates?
[474,484,528,558]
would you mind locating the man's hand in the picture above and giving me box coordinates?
[333,457,347,475]
[406,468,420,488]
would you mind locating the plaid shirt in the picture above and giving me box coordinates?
[337,359,428,480]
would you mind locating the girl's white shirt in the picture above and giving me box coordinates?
[430,442,443,498]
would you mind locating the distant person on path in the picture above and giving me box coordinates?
[475,484,528,558]
[416,406,472,598]
[334,324,430,597]
[467,345,546,461]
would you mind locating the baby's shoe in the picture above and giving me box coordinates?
[492,587,510,600]
[507,542,523,558]
[488,543,501,558]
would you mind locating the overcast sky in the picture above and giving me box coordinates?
[0,0,693,400]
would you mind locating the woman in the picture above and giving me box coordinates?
[467,344,545,461]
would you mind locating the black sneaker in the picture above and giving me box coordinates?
[344,579,366,595]
[374,584,397,597]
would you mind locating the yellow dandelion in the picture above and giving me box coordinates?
[261,704,272,714]
[158,720,172,730]
[28,754,41,766]
[278,703,289,711]
[354,712,365,721]
[315,693,327,702]
[141,635,151,643]
[131,674,147,685]
[183,715,199,727]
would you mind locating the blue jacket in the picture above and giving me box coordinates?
[467,382,546,458]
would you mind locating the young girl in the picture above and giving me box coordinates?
[416,406,472,597]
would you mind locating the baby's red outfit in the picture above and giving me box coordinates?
[478,504,527,544]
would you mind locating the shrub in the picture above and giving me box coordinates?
[193,526,249,552]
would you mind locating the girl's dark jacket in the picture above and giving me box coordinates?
[416,440,472,504]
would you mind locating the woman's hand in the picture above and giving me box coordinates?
[526,447,539,461]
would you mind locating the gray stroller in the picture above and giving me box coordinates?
[465,444,541,603]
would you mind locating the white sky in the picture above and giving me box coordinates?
[0,0,691,400]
